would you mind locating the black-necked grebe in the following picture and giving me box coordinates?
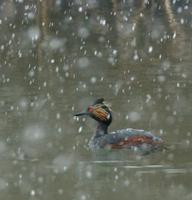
[74,98,163,151]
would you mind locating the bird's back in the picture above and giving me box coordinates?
[89,128,163,151]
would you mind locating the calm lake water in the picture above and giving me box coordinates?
[0,1,192,200]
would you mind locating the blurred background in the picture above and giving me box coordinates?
[0,0,191,199]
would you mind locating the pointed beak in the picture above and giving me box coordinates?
[73,111,89,117]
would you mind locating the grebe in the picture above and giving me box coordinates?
[74,98,163,152]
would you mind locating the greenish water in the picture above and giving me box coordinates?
[0,1,192,200]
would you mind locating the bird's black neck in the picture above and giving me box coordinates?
[95,122,108,137]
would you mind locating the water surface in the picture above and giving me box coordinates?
[0,1,192,200]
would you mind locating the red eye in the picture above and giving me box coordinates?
[88,106,94,112]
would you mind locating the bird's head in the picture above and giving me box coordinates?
[74,98,112,126]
